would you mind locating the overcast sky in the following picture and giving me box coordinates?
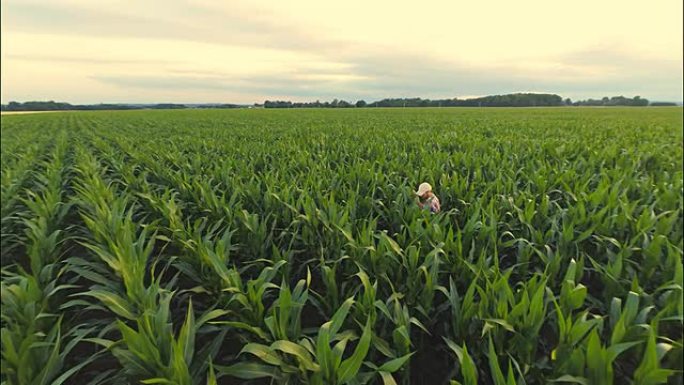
[1,0,682,104]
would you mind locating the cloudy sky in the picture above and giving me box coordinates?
[1,0,682,104]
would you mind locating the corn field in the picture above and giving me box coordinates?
[1,107,682,384]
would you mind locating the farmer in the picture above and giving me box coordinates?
[415,182,441,213]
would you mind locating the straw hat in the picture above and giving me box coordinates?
[415,182,432,196]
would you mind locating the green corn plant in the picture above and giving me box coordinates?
[70,145,160,318]
[392,243,442,319]
[551,304,601,376]
[486,336,521,385]
[444,340,478,385]
[1,137,52,261]
[219,260,285,329]
[439,275,481,342]
[264,278,309,342]
[177,219,239,293]
[377,290,431,354]
[352,269,378,326]
[506,275,548,368]
[608,291,650,346]
[77,212,158,318]
[373,292,429,384]
[211,277,308,343]
[633,321,677,385]
[550,309,643,384]
[478,270,516,342]
[1,317,101,385]
[20,195,70,280]
[235,209,274,261]
[91,295,225,385]
[559,259,588,315]
[584,328,642,385]
[1,271,99,385]
[220,296,411,385]
[9,136,71,286]
[310,262,343,316]
[2,131,68,267]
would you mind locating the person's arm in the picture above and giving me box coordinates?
[432,197,441,213]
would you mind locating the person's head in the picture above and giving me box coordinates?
[415,182,433,199]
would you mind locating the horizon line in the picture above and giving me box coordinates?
[3,93,682,106]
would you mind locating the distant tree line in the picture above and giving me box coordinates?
[264,94,676,108]
[265,93,565,108]
[2,101,161,111]
[368,93,564,107]
[569,96,649,106]
[198,103,244,109]
[2,95,677,112]
[0,101,247,111]
[1,101,140,111]
[263,99,356,108]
